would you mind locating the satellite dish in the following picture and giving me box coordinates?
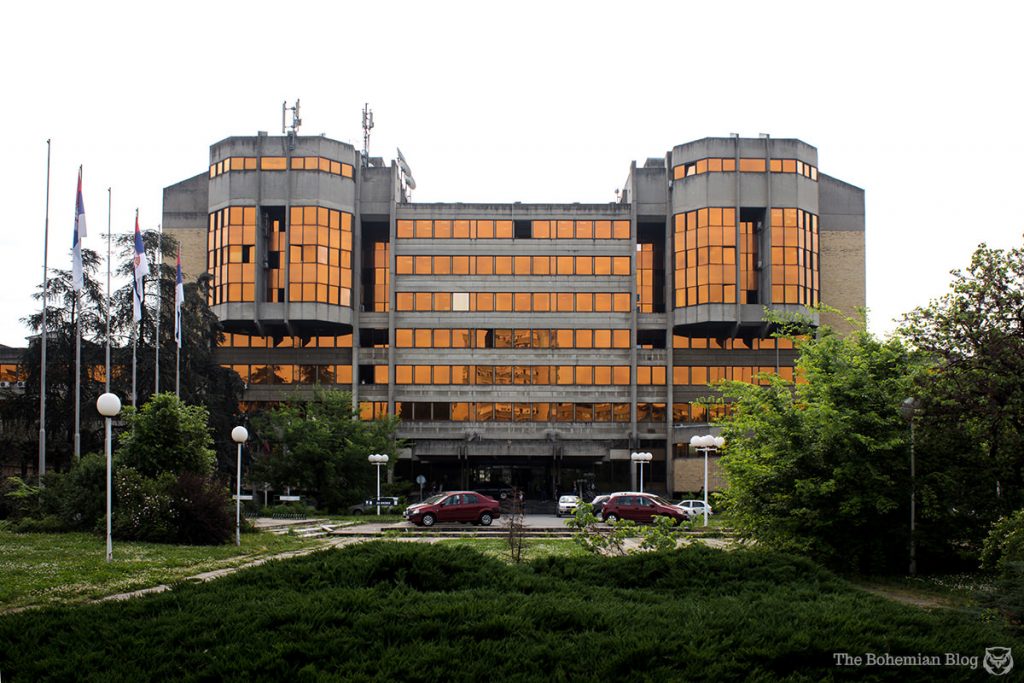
[396,147,416,189]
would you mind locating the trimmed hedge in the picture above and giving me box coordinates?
[0,543,1019,681]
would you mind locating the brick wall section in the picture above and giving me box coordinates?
[165,226,207,281]
[819,230,866,334]
[673,455,727,494]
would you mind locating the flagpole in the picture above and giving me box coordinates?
[105,187,111,393]
[174,251,183,399]
[73,166,83,462]
[154,223,161,394]
[39,140,52,483]
[74,290,81,461]
[132,324,137,408]
[132,209,138,408]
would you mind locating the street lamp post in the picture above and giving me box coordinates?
[368,454,389,515]
[231,426,248,547]
[689,435,725,527]
[96,392,121,562]
[630,451,653,493]
[901,397,920,577]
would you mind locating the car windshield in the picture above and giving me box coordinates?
[649,496,674,506]
[420,494,446,505]
[559,496,579,503]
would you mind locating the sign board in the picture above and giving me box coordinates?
[279,495,301,502]
[232,495,253,501]
[415,475,426,485]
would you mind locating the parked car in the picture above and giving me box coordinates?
[403,491,501,527]
[556,495,581,517]
[589,495,610,516]
[474,486,514,501]
[348,497,401,514]
[601,492,689,524]
[675,499,712,519]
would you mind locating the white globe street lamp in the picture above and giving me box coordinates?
[689,435,725,527]
[368,454,389,515]
[630,451,653,493]
[96,393,121,562]
[231,426,249,547]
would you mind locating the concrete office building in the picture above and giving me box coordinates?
[163,131,864,499]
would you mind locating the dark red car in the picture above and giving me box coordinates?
[601,492,688,524]
[403,491,501,527]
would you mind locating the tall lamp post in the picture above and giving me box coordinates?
[689,435,725,527]
[901,397,920,577]
[231,426,248,547]
[96,392,121,562]
[630,451,652,493]
[368,453,389,515]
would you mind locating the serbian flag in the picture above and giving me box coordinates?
[71,166,87,291]
[132,212,149,322]
[174,253,184,348]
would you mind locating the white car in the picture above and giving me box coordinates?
[676,499,713,519]
[556,495,581,517]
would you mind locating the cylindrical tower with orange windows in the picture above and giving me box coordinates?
[206,134,359,335]
[670,137,821,336]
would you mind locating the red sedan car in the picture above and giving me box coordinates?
[601,492,689,524]
[403,491,502,527]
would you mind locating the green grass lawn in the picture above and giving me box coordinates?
[0,529,322,611]
[0,541,1019,681]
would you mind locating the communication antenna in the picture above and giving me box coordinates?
[283,99,302,149]
[362,103,374,167]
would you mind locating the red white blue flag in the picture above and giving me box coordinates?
[72,166,87,291]
[132,212,148,322]
[174,253,184,348]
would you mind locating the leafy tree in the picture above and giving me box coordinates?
[115,393,216,477]
[717,324,919,573]
[11,248,110,474]
[109,393,233,544]
[109,230,243,459]
[4,230,242,478]
[900,242,1024,532]
[250,390,400,512]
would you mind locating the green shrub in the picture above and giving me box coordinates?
[0,476,41,520]
[12,514,65,533]
[981,509,1024,571]
[115,393,216,478]
[53,453,107,531]
[113,468,177,542]
[2,543,1019,682]
[982,561,1024,627]
[171,473,233,545]
[259,503,318,518]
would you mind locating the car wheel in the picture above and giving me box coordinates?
[604,513,618,523]
[421,513,436,527]
[479,512,493,526]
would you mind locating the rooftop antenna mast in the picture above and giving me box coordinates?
[362,103,374,167]
[282,99,302,149]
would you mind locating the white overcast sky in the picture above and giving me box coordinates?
[1,1,1021,347]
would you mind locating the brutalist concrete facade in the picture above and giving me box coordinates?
[164,133,864,499]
